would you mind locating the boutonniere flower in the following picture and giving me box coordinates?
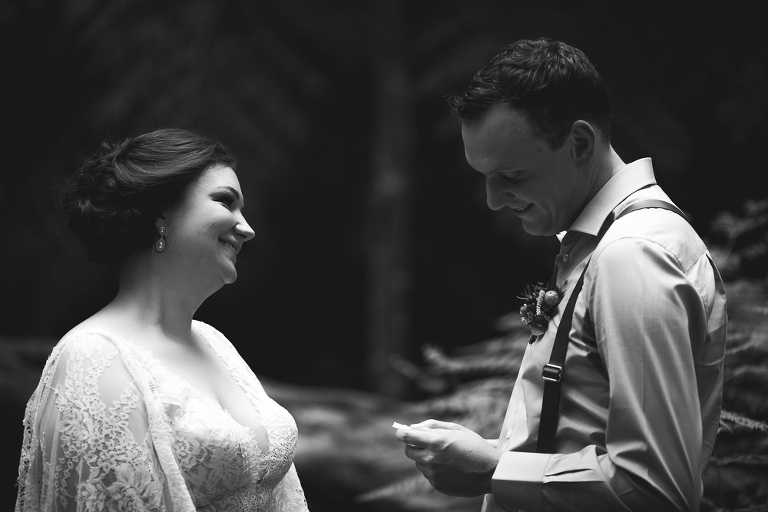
[518,282,562,340]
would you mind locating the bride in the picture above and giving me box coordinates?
[15,128,309,511]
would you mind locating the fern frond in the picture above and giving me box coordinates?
[709,454,768,467]
[743,198,768,216]
[719,409,768,434]
[725,364,768,389]
[422,344,523,378]
[355,475,433,502]
[741,240,768,261]
[710,211,760,239]
[450,328,530,355]
[722,387,768,420]
[725,332,768,358]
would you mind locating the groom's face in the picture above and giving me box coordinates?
[461,104,582,237]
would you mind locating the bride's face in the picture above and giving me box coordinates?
[161,165,255,290]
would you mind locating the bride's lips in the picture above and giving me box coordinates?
[219,239,240,256]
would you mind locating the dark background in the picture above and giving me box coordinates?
[2,0,766,509]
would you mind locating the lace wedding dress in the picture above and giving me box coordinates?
[15,320,309,511]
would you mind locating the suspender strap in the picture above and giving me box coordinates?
[535,199,686,453]
[610,198,686,226]
[536,261,589,452]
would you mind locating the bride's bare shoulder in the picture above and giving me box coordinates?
[59,307,130,342]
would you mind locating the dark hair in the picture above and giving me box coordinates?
[60,128,237,264]
[446,38,611,148]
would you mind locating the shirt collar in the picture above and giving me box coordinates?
[558,158,657,240]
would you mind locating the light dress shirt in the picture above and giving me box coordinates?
[482,158,728,512]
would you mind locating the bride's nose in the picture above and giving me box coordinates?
[235,213,255,241]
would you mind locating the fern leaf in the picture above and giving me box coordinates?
[709,454,768,467]
[355,475,434,502]
[725,364,768,389]
[719,409,768,434]
[725,332,768,358]
[421,343,523,378]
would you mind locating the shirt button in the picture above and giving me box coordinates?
[562,253,570,262]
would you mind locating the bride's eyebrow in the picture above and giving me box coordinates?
[220,186,241,199]
[213,186,245,207]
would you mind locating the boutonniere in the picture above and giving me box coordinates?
[518,282,562,341]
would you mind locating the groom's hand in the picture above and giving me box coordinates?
[394,419,500,497]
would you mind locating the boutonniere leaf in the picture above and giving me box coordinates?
[518,282,562,341]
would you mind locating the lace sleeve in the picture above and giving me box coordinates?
[16,333,169,512]
[272,463,309,512]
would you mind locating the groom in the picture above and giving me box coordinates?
[395,38,727,512]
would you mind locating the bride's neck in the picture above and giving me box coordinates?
[109,260,204,343]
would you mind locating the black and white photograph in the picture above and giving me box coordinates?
[2,1,766,511]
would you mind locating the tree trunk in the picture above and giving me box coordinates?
[364,0,414,397]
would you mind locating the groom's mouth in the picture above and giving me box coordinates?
[511,204,532,214]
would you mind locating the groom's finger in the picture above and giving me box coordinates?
[413,419,462,430]
[404,443,428,462]
[395,427,429,448]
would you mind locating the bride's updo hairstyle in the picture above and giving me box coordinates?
[61,128,237,264]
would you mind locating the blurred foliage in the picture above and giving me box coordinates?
[710,199,768,282]
[703,199,768,509]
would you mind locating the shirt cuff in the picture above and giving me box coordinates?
[492,451,551,512]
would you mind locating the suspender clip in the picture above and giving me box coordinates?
[542,363,563,382]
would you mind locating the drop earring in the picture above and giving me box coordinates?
[155,226,166,252]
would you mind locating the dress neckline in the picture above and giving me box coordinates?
[61,323,270,447]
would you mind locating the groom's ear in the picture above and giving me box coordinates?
[569,120,595,165]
